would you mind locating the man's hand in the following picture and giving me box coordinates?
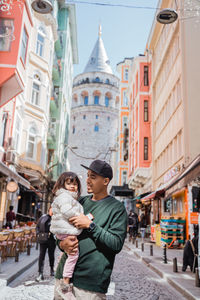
[59,235,79,255]
[69,213,92,229]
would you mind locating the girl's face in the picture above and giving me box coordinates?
[64,178,78,193]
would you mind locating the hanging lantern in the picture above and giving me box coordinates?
[31,0,53,14]
[157,9,178,24]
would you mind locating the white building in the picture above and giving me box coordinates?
[68,27,120,193]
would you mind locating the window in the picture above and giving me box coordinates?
[94,96,99,105]
[96,115,98,119]
[83,115,86,119]
[0,112,8,147]
[144,137,148,160]
[122,116,128,132]
[0,19,14,51]
[105,96,109,107]
[123,91,128,106]
[164,198,172,213]
[84,96,88,105]
[27,127,36,159]
[20,27,28,64]
[107,116,110,121]
[14,114,22,152]
[122,170,127,185]
[94,123,99,132]
[31,82,40,106]
[105,79,110,84]
[144,66,149,86]
[36,33,44,57]
[192,187,200,213]
[124,68,129,81]
[95,77,100,83]
[144,100,149,122]
[72,126,75,134]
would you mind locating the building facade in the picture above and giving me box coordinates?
[116,58,132,186]
[146,0,200,240]
[127,55,152,197]
[68,28,120,193]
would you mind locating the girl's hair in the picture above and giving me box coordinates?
[52,172,81,198]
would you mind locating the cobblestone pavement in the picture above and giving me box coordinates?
[107,245,184,300]
[1,246,184,300]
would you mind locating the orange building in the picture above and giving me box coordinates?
[127,55,152,196]
[0,0,33,107]
[116,58,132,186]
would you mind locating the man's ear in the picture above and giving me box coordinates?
[103,178,110,186]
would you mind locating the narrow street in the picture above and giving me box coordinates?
[1,245,184,300]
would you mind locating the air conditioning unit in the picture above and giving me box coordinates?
[6,150,17,164]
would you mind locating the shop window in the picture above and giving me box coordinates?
[0,18,14,51]
[192,186,200,212]
[164,197,172,213]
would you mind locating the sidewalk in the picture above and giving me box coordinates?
[125,238,200,300]
[0,245,39,288]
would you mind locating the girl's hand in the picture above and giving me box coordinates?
[60,235,78,255]
[69,213,92,229]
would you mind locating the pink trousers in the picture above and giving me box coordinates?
[57,234,79,278]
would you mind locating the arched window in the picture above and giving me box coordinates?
[95,77,100,83]
[105,92,112,107]
[84,96,88,105]
[94,123,99,132]
[94,95,99,105]
[36,26,46,57]
[105,79,110,84]
[31,73,41,106]
[27,127,37,159]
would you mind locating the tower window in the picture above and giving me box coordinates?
[105,96,109,107]
[95,77,100,83]
[84,96,88,105]
[83,115,86,119]
[73,126,75,134]
[94,95,99,105]
[94,123,99,132]
[96,115,98,119]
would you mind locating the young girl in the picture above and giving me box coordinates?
[50,172,83,298]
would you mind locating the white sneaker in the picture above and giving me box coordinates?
[56,281,75,299]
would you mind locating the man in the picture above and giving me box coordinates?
[36,207,56,281]
[54,160,127,300]
[128,210,138,242]
[6,205,16,229]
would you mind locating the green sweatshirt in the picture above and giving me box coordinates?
[55,194,127,293]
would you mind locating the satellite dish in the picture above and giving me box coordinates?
[31,0,53,14]
[157,9,178,24]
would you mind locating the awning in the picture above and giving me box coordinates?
[141,188,165,203]
[0,161,30,189]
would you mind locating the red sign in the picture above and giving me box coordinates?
[190,212,199,224]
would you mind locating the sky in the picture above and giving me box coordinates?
[70,0,159,77]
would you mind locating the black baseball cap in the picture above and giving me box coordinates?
[81,160,113,180]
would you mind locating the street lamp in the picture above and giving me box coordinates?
[157,9,178,24]
[31,0,53,14]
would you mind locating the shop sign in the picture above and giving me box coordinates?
[151,225,156,242]
[6,181,18,193]
[164,165,180,183]
[190,212,199,224]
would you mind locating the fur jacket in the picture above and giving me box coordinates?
[50,188,84,235]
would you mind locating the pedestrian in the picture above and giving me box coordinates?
[139,212,147,242]
[54,159,128,300]
[35,206,56,281]
[182,225,199,272]
[128,210,138,241]
[50,172,84,299]
[6,205,16,229]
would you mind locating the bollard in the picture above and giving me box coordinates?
[27,244,31,255]
[150,245,153,256]
[173,258,178,272]
[141,243,144,252]
[195,268,200,287]
[163,244,167,264]
[15,248,19,262]
[136,240,138,248]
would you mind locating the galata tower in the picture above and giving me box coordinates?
[68,26,120,193]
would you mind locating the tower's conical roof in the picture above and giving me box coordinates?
[84,25,113,74]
